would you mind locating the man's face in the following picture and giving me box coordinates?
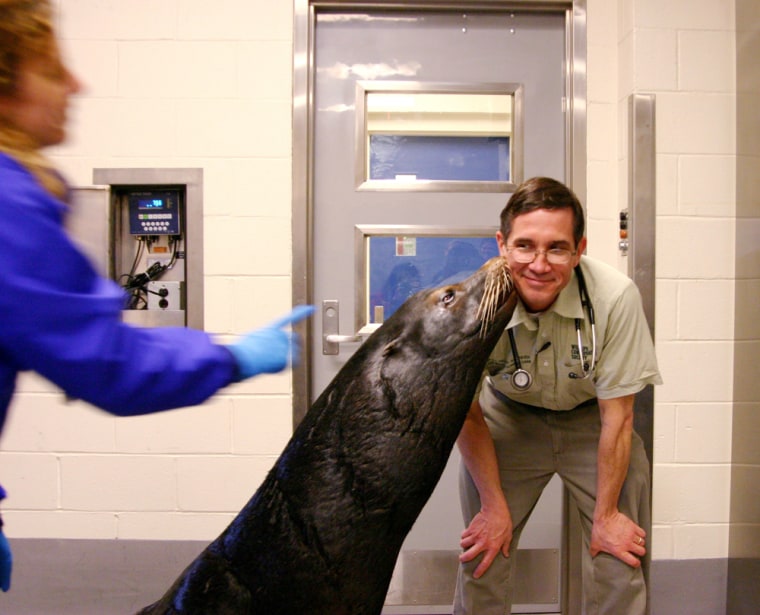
[496,207,586,313]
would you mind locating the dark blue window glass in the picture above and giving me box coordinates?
[368,235,500,322]
[369,135,510,182]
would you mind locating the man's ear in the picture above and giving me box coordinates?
[575,236,588,261]
[496,231,508,256]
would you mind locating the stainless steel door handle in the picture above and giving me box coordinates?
[322,299,355,355]
[325,334,362,344]
[322,300,381,354]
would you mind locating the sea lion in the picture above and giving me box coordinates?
[137,256,517,615]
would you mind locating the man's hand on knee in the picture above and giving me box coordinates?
[590,510,646,568]
[459,505,513,579]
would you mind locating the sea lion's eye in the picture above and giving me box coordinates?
[441,289,455,305]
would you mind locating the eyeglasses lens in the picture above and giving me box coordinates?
[510,247,573,265]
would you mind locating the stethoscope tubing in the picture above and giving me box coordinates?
[569,264,596,379]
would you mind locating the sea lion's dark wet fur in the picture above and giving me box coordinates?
[138,257,517,615]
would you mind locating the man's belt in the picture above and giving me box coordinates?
[487,378,597,412]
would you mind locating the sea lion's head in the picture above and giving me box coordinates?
[335,256,517,477]
[320,256,517,432]
[377,255,516,358]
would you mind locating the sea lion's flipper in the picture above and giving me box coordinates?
[135,550,250,615]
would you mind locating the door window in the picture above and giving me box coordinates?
[357,82,523,191]
[361,227,499,324]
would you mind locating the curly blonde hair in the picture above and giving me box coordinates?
[0,0,67,198]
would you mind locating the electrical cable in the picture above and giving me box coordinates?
[120,233,182,309]
[128,237,145,278]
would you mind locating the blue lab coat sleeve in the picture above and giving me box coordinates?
[0,154,237,430]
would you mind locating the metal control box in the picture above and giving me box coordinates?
[92,168,204,330]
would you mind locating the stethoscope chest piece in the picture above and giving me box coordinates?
[506,327,533,391]
[510,368,533,391]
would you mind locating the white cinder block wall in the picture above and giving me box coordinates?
[597,0,736,564]
[628,0,736,562]
[0,0,742,572]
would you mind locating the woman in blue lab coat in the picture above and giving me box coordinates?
[0,0,312,592]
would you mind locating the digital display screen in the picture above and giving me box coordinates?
[128,190,181,236]
[138,198,165,210]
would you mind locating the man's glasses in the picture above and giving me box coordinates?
[506,245,577,265]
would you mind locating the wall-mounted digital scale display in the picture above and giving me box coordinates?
[127,190,181,236]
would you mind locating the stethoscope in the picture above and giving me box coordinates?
[506,265,596,391]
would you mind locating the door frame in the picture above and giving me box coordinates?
[291,2,587,613]
[292,0,587,423]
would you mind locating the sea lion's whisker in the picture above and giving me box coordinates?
[477,260,513,338]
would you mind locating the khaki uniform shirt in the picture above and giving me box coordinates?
[482,255,662,410]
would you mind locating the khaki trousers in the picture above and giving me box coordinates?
[453,384,650,615]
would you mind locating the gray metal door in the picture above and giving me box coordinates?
[310,9,566,613]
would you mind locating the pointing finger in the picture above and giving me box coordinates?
[268,305,316,329]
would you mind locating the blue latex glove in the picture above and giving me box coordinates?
[227,305,315,380]
[0,525,10,592]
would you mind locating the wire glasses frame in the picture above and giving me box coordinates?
[506,245,577,265]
